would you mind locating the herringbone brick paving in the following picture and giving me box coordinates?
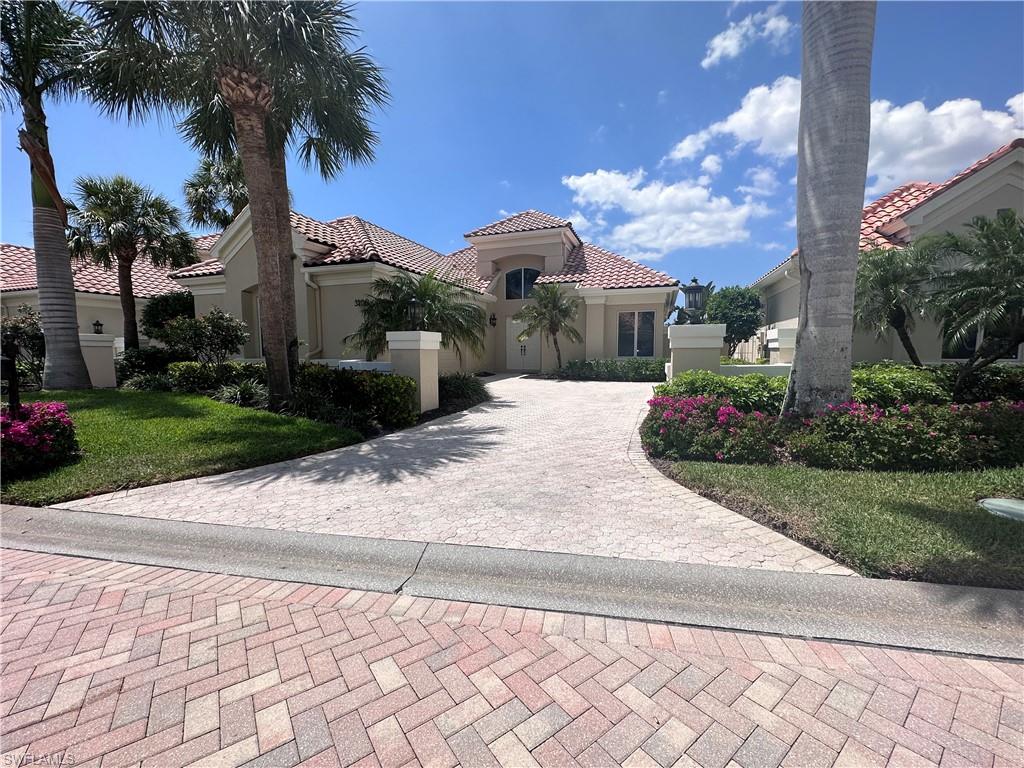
[1,549,1020,767]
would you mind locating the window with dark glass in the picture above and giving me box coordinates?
[942,327,978,360]
[504,268,541,300]
[617,311,656,357]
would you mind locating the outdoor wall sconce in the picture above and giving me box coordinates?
[407,297,424,330]
[489,313,497,328]
[92,320,104,334]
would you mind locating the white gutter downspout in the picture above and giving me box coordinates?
[304,272,323,358]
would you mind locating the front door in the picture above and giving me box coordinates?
[506,319,541,371]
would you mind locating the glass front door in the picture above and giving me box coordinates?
[618,311,656,357]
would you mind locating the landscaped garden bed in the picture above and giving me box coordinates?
[1,390,361,507]
[643,363,1024,588]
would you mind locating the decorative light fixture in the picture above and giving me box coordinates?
[682,277,707,324]
[407,297,424,330]
[489,313,497,328]
[92,320,104,334]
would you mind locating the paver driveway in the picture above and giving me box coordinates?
[58,376,849,575]
[2,549,1020,768]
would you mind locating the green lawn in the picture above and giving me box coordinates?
[3,390,362,507]
[663,461,1024,589]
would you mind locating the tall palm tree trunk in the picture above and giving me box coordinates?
[783,1,876,416]
[219,69,291,403]
[20,97,91,390]
[270,139,299,374]
[552,334,563,370]
[890,306,922,366]
[116,255,139,350]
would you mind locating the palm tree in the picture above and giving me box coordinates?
[86,1,388,405]
[782,1,877,415]
[1,0,91,389]
[66,175,197,350]
[348,270,486,362]
[183,155,248,230]
[929,211,1024,398]
[854,245,935,366]
[513,283,584,370]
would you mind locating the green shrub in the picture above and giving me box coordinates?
[214,378,269,409]
[116,346,185,382]
[1,304,45,389]
[720,356,769,365]
[158,308,249,366]
[933,364,1024,403]
[642,395,779,464]
[439,373,491,411]
[559,358,667,382]
[289,364,418,431]
[850,363,948,407]
[785,400,1024,471]
[1,401,79,480]
[655,370,786,412]
[167,360,266,393]
[122,372,173,391]
[141,291,194,338]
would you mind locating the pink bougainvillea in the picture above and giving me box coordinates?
[1,401,79,479]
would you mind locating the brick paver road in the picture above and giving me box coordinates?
[57,377,851,575]
[1,548,1020,768]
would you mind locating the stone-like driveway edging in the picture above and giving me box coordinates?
[56,376,853,576]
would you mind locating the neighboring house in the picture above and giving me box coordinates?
[738,138,1024,365]
[0,242,189,342]
[171,209,679,373]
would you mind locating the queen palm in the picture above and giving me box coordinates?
[348,270,486,362]
[854,245,935,366]
[783,1,877,415]
[1,0,91,388]
[87,1,387,404]
[513,283,583,370]
[66,175,197,350]
[183,155,249,230]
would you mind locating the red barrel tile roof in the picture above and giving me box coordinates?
[1,243,182,297]
[464,210,574,238]
[753,138,1024,285]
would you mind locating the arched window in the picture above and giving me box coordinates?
[505,267,541,299]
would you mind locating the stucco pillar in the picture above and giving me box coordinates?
[584,296,606,360]
[667,324,726,376]
[386,331,441,413]
[79,334,117,388]
[766,327,797,364]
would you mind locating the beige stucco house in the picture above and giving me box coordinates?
[738,138,1024,365]
[171,209,679,373]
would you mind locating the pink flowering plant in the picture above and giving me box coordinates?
[641,395,780,465]
[784,400,1024,471]
[1,401,79,479]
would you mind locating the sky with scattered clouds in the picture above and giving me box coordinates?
[2,1,1022,286]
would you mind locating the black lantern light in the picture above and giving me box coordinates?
[488,313,497,328]
[407,297,424,330]
[684,277,706,313]
[92,320,104,334]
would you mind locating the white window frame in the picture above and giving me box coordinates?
[617,310,656,358]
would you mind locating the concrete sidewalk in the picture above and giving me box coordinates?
[4,505,1021,659]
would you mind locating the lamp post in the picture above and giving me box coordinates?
[407,297,424,331]
[682,277,707,324]
[92,320,104,334]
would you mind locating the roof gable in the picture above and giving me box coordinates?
[464,210,573,238]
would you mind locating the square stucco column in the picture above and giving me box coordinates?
[584,296,605,360]
[766,327,797,364]
[668,324,726,376]
[386,331,441,413]
[79,334,117,388]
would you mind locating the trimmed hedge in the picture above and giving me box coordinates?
[116,346,186,382]
[655,370,786,412]
[289,363,418,431]
[558,358,667,382]
[166,361,266,393]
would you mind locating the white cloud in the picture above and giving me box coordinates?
[667,78,1024,195]
[657,89,669,105]
[499,179,510,189]
[568,209,606,238]
[701,4,795,69]
[562,168,770,260]
[737,166,780,197]
[700,154,723,176]
[758,241,788,252]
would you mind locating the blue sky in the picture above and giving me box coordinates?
[2,1,1022,287]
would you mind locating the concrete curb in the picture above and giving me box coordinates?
[3,504,1021,659]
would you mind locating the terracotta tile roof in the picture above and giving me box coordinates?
[536,243,677,289]
[752,138,1024,286]
[170,258,225,279]
[440,247,494,293]
[465,210,573,238]
[193,233,222,254]
[1,242,182,297]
